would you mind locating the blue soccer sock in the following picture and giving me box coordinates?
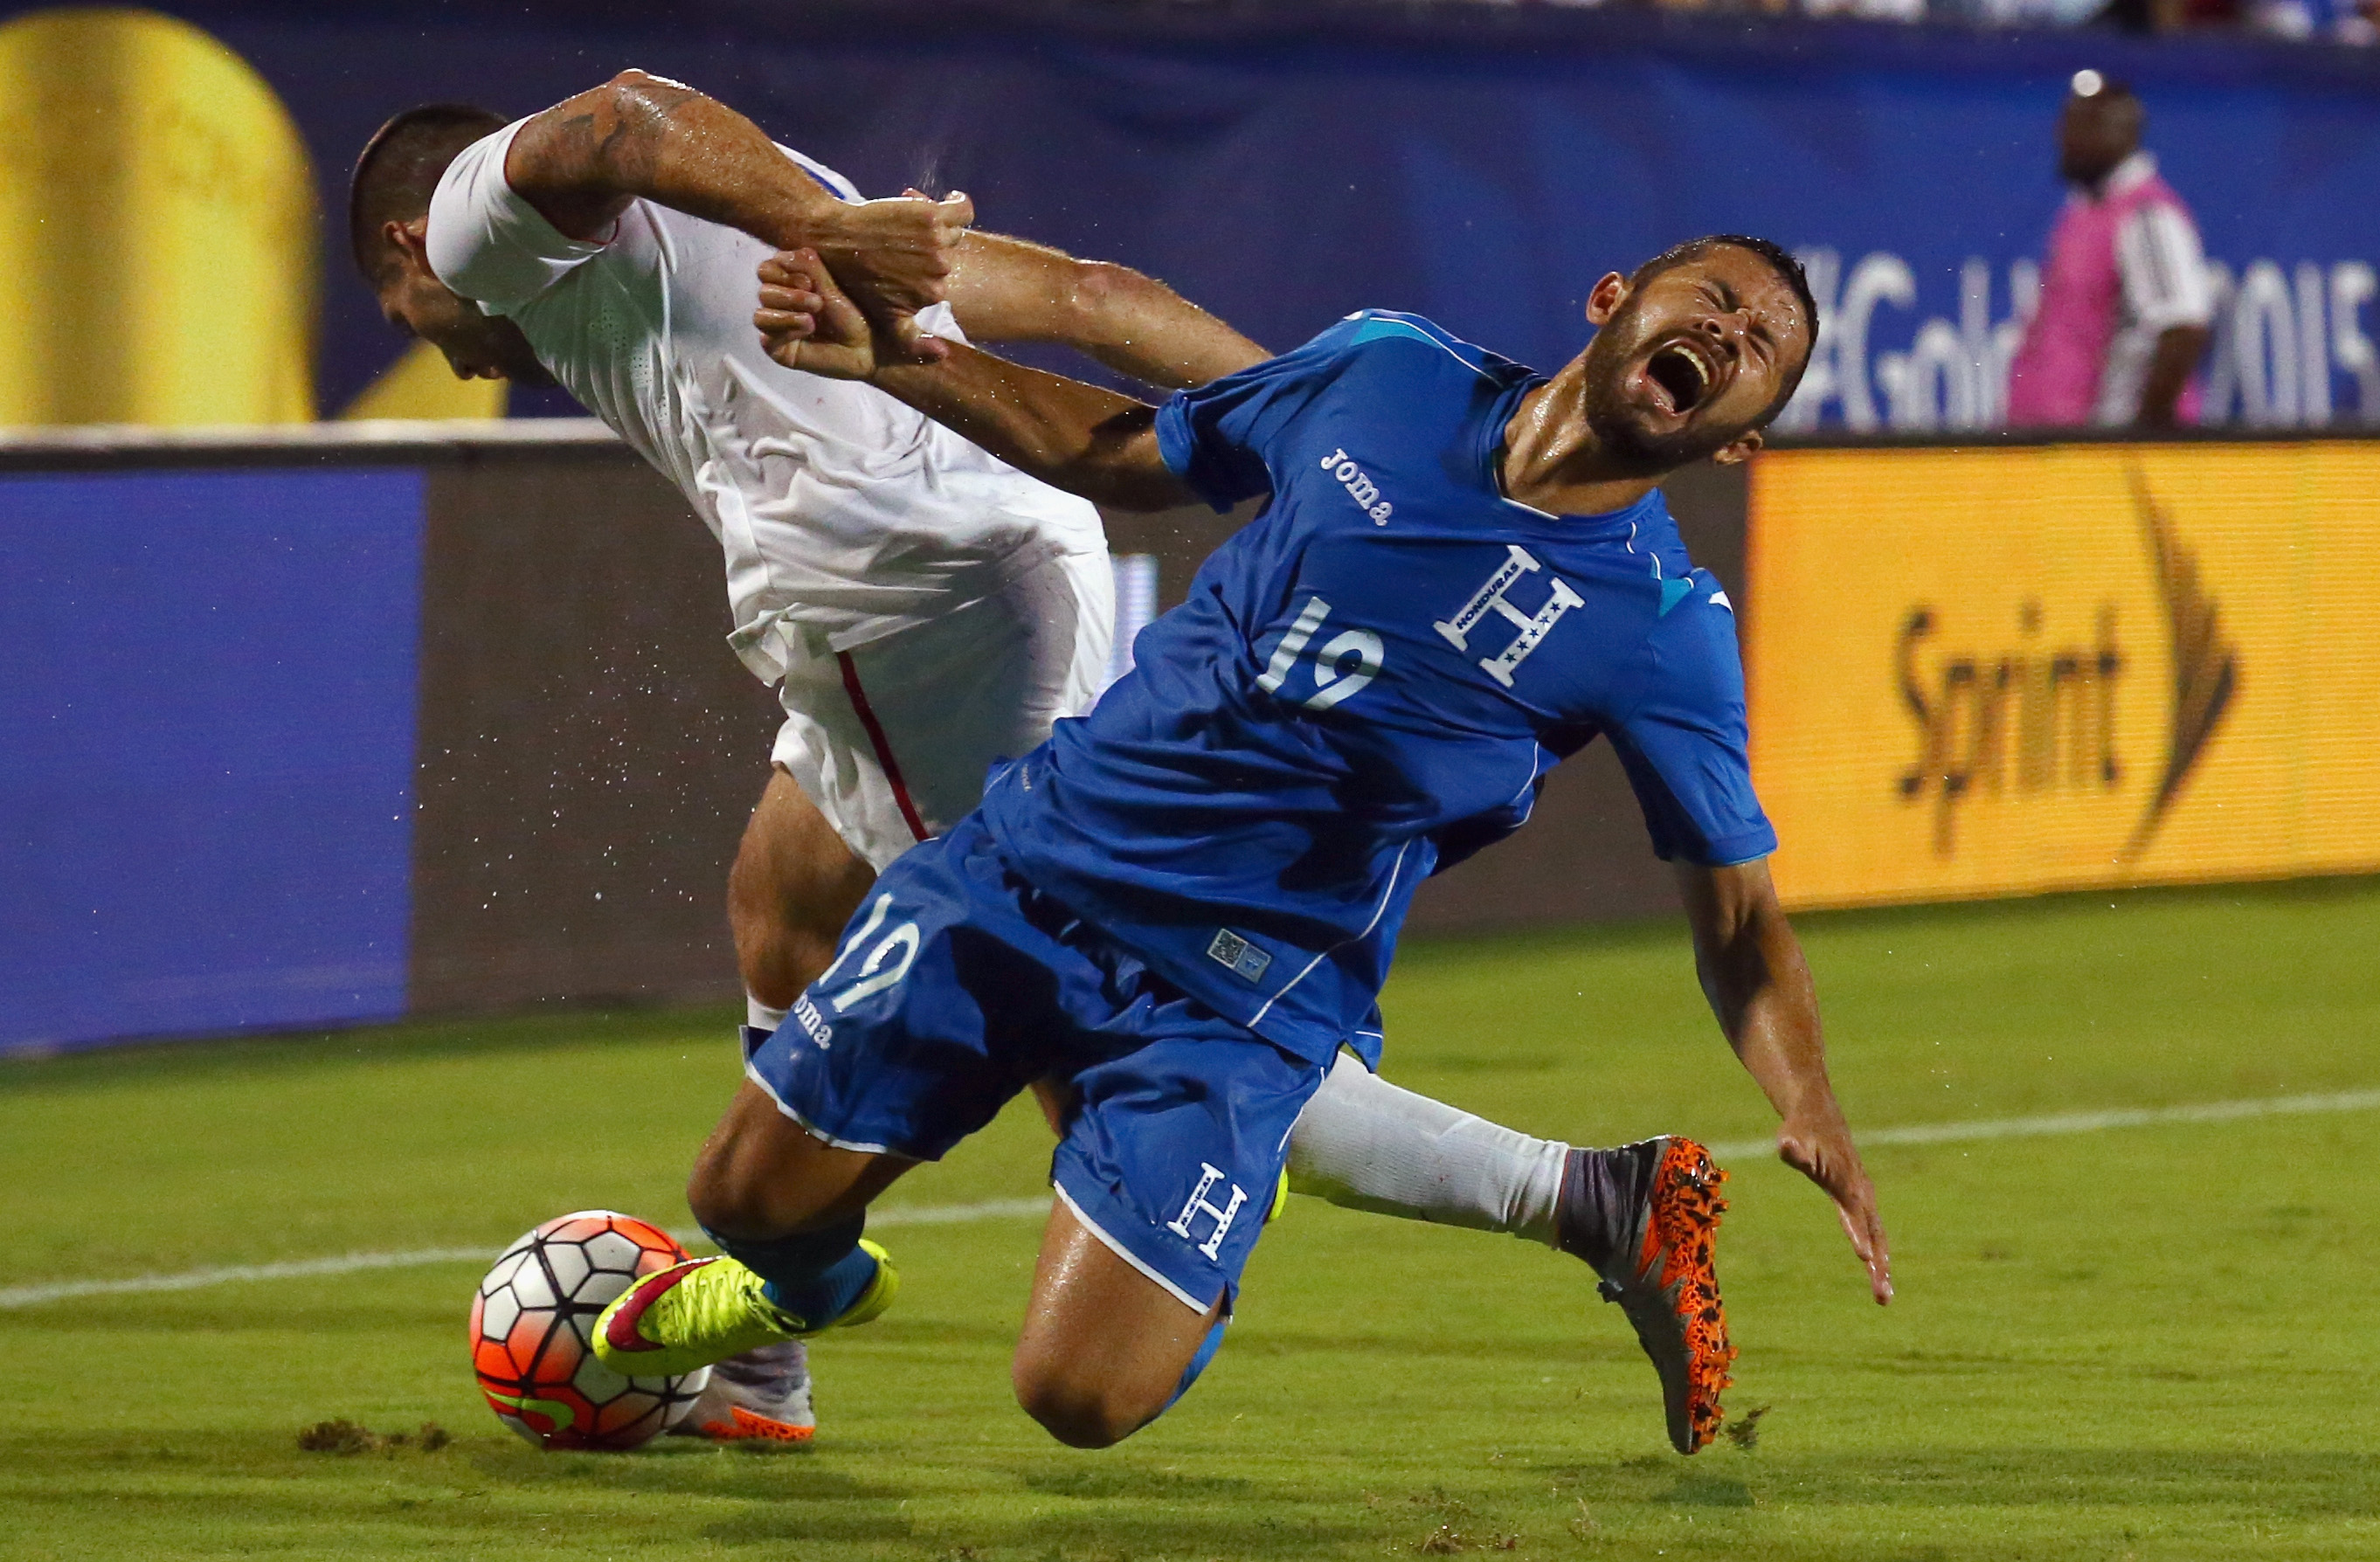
[702,1216,879,1333]
[1165,1315,1229,1411]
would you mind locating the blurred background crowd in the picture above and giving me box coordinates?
[1450,0,2376,44]
[0,0,2373,439]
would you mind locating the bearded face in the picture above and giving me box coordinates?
[1574,247,1809,474]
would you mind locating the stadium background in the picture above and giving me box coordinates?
[1,5,2377,1041]
[5,8,2380,1559]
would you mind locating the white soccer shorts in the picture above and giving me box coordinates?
[768,549,1117,871]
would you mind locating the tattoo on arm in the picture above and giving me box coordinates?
[543,76,698,186]
[594,77,699,186]
[511,73,758,240]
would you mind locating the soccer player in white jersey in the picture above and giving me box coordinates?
[354,71,1731,1449]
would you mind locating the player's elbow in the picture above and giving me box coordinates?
[587,71,705,157]
[602,67,673,101]
[1064,259,1149,338]
[521,72,701,207]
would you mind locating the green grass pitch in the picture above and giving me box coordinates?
[4,879,2378,1559]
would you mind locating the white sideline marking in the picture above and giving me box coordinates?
[0,1248,496,1310]
[7,1093,2377,1312]
[865,1196,1050,1227]
[1705,1088,2380,1162]
[0,1200,1055,1310]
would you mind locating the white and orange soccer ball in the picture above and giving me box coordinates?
[468,1210,710,1451]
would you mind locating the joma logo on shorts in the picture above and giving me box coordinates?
[1317,448,1393,525]
[792,995,834,1049]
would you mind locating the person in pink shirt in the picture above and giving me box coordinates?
[2007,73,2214,430]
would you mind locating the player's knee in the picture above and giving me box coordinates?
[1010,1354,1157,1450]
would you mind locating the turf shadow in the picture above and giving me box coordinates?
[1547,1447,2380,1523]
[1020,1466,1258,1499]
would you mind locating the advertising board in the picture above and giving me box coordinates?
[0,467,423,1050]
[1747,443,2380,907]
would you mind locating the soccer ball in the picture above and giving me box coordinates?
[468,1209,711,1451]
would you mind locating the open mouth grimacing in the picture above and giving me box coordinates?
[1646,342,1712,415]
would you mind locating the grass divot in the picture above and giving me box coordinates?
[296,1420,452,1455]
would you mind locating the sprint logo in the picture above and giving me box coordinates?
[1317,448,1394,525]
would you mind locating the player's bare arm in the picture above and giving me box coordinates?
[875,344,1188,510]
[757,249,1194,511]
[503,70,972,356]
[1676,858,1893,1305]
[2136,322,2210,429]
[943,232,1267,390]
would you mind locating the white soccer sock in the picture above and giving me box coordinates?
[747,995,790,1033]
[1286,1052,1570,1247]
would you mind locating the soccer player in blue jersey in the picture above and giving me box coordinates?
[596,234,1892,1455]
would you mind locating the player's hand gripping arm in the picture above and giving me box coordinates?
[501,71,972,360]
[944,232,1266,390]
[1676,859,1893,1305]
[754,251,1198,512]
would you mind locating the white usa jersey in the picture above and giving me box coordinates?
[426,120,1103,674]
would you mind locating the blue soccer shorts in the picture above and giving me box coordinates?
[742,814,1326,1313]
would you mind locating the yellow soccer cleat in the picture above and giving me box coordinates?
[829,1240,902,1332]
[592,1241,898,1379]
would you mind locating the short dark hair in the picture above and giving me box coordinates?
[349,104,508,279]
[2067,72,2144,130]
[1627,234,1820,419]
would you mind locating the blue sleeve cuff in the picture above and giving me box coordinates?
[1657,823,1778,867]
[1154,393,1237,515]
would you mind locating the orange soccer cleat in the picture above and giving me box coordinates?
[669,1340,817,1444]
[1594,1137,1736,1455]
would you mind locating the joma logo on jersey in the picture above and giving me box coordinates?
[1317,448,1394,525]
[1436,544,1584,688]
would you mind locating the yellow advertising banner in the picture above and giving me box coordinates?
[1746,443,2380,909]
[0,8,317,425]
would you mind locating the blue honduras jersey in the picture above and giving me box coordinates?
[978,310,1775,1068]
